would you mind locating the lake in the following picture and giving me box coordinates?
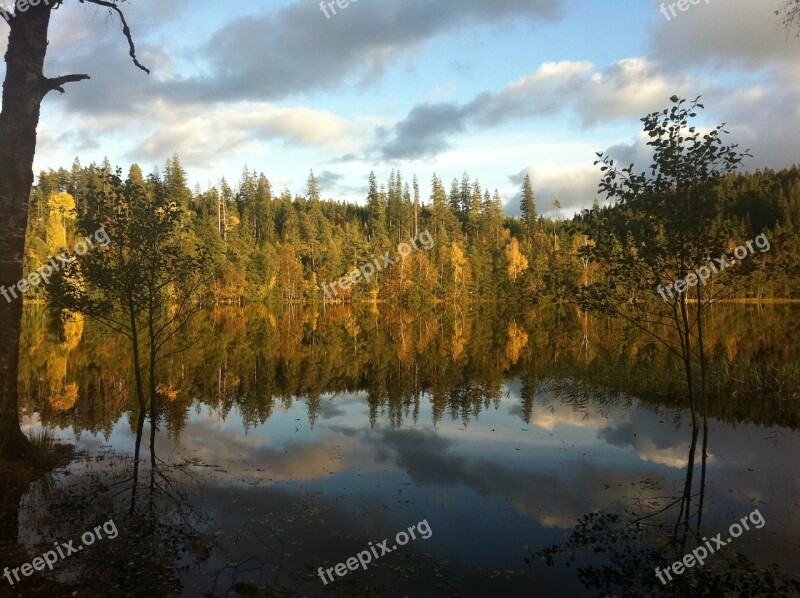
[8,304,800,596]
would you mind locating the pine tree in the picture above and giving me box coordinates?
[431,173,449,238]
[468,180,483,242]
[520,173,537,239]
[366,171,386,239]
[164,153,192,208]
[128,164,145,187]
[70,157,83,208]
[307,170,320,203]
[412,175,420,238]
[255,173,274,245]
[402,182,412,241]
[488,190,505,248]
[449,178,461,220]
[460,171,472,220]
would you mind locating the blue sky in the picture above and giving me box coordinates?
[1,0,798,216]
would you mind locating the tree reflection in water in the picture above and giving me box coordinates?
[531,382,800,597]
[5,303,800,595]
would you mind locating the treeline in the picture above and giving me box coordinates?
[24,155,800,303]
[19,303,800,437]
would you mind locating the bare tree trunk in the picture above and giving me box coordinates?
[0,5,53,460]
[129,408,146,516]
[0,471,28,549]
[674,421,700,548]
[0,4,93,459]
[128,302,147,412]
[678,295,698,428]
[695,284,710,526]
[1,2,145,461]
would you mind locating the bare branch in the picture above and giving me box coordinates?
[80,310,134,340]
[610,306,685,361]
[80,0,150,74]
[776,0,800,35]
[44,73,91,94]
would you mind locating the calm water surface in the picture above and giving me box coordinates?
[11,305,800,596]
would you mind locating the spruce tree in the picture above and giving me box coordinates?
[520,173,537,238]
[307,170,320,203]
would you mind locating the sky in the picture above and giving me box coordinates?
[1,0,799,217]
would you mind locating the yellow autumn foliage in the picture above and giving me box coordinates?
[49,191,76,214]
[46,192,76,252]
[505,321,529,365]
[504,238,529,282]
[156,384,181,401]
[451,243,466,286]
[51,383,79,411]
[47,353,78,411]
[344,315,361,340]
[452,319,465,360]
[60,312,84,351]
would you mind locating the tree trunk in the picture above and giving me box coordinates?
[0,5,54,460]
[128,407,146,516]
[129,303,147,412]
[0,471,28,550]
[678,295,699,428]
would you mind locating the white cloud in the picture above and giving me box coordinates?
[125,101,362,167]
[575,58,678,126]
[648,0,800,72]
[526,163,601,216]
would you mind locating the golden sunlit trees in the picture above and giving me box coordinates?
[277,243,305,302]
[504,237,529,282]
[504,321,529,365]
[46,191,76,252]
[48,169,210,420]
[451,242,467,295]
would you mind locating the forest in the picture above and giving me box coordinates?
[24,156,800,306]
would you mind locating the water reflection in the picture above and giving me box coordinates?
[533,401,800,597]
[6,304,800,595]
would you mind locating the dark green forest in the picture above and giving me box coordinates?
[24,156,800,305]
